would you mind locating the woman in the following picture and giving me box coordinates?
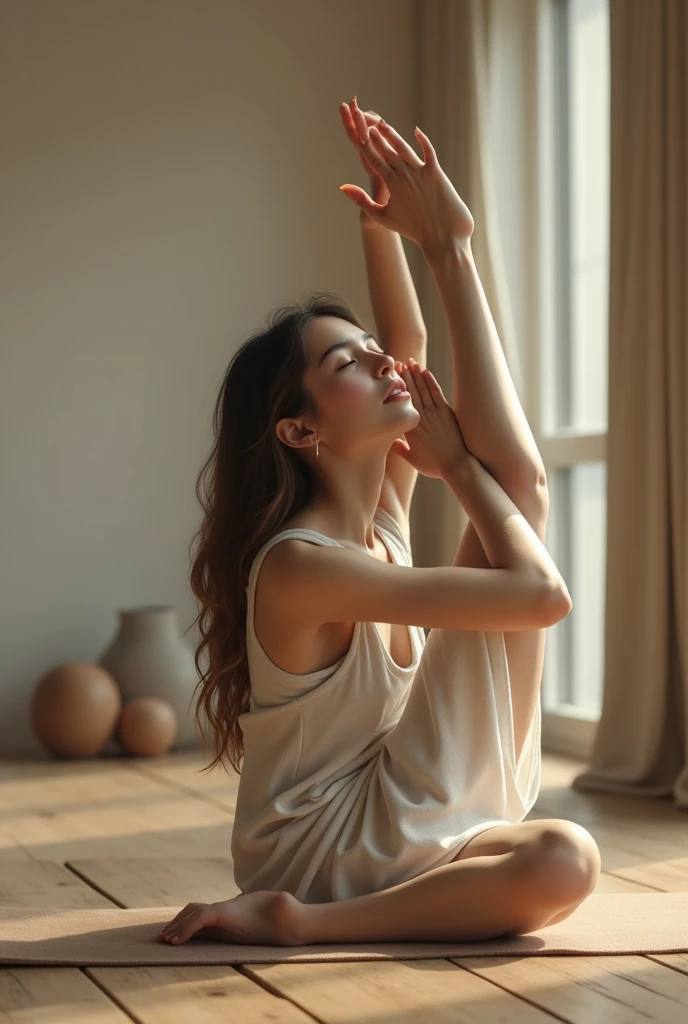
[158,99,601,949]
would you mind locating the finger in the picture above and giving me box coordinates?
[390,438,411,460]
[409,360,432,408]
[368,126,404,172]
[357,133,394,182]
[358,144,377,179]
[351,98,371,145]
[421,367,441,407]
[339,184,388,223]
[351,97,379,124]
[159,903,201,933]
[339,102,360,150]
[166,906,218,944]
[158,912,196,939]
[376,119,425,169]
[400,364,421,406]
[413,126,438,167]
[344,107,385,184]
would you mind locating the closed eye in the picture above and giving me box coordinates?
[336,346,388,371]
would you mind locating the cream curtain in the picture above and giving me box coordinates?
[573,0,688,808]
[412,0,524,569]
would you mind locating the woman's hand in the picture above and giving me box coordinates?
[157,892,303,947]
[390,358,471,479]
[339,97,390,224]
[337,104,475,252]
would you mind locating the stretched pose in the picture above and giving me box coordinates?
[159,98,601,950]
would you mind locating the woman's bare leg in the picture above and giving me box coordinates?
[424,243,545,489]
[419,246,553,765]
[294,848,573,945]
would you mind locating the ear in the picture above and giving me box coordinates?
[275,418,315,451]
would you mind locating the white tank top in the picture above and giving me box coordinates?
[231,505,426,898]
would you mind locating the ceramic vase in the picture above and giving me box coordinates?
[98,605,201,750]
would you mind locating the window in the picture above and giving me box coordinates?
[537,0,610,755]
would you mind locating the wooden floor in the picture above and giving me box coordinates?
[2,750,688,1022]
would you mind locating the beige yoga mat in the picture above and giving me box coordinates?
[1,893,687,965]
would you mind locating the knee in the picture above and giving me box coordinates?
[517,821,601,904]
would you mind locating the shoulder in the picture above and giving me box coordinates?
[254,525,336,614]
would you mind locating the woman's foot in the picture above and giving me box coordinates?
[158,890,307,947]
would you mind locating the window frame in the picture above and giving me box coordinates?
[531,0,610,759]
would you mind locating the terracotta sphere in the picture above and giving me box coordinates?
[116,697,178,756]
[31,661,122,758]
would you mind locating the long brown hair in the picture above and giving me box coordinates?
[187,294,370,776]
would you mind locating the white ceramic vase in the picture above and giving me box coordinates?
[98,605,201,750]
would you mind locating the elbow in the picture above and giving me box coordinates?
[542,582,573,626]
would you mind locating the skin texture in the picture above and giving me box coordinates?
[157,820,601,946]
[274,314,423,553]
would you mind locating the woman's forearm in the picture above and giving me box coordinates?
[360,216,427,346]
[445,456,569,598]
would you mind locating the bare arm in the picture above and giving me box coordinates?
[444,453,570,604]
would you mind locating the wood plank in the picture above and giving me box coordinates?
[524,802,688,884]
[585,829,688,890]
[85,965,319,1023]
[531,754,683,829]
[448,953,688,1022]
[0,754,233,818]
[245,958,559,1022]
[4,761,233,862]
[526,809,688,889]
[67,857,240,906]
[0,757,155,811]
[0,838,33,862]
[589,870,661,894]
[0,845,133,1021]
[0,968,132,1023]
[647,952,688,974]
[0,855,311,1024]
[1,860,114,908]
[124,751,239,811]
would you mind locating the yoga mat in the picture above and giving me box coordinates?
[1,893,687,965]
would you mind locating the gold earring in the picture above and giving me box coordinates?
[315,436,319,457]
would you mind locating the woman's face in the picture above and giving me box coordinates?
[296,315,421,457]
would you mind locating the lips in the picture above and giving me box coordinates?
[383,378,409,402]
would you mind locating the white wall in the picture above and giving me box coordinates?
[0,0,420,755]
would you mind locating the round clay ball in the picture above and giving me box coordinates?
[116,697,178,756]
[31,661,121,758]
